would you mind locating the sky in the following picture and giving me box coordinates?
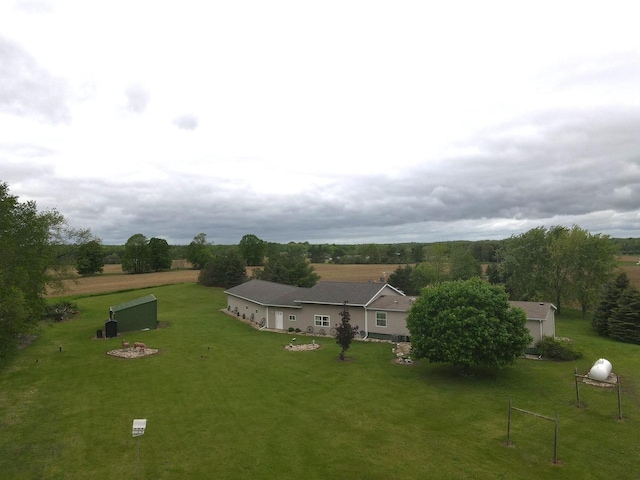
[2,1,640,245]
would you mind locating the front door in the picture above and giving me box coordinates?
[275,311,284,330]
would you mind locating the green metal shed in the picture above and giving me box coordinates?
[110,294,158,332]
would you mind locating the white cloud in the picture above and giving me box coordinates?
[1,1,640,244]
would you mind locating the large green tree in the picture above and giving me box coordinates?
[76,239,104,275]
[448,245,482,281]
[500,226,551,301]
[570,228,618,318]
[255,246,319,287]
[607,286,640,344]
[0,182,67,359]
[122,234,151,274]
[238,234,266,266]
[198,249,247,288]
[500,225,616,315]
[388,264,417,295]
[592,272,631,337]
[148,237,172,271]
[186,233,213,269]
[406,278,532,373]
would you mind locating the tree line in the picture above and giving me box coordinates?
[1,177,637,364]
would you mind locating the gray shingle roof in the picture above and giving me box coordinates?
[509,301,556,320]
[296,281,390,306]
[225,279,394,307]
[368,295,417,312]
[224,279,302,306]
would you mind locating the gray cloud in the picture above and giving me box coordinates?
[124,84,149,114]
[0,35,70,123]
[5,105,640,245]
[173,114,198,130]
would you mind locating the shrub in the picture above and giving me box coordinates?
[537,336,583,361]
[288,327,295,332]
[295,328,301,333]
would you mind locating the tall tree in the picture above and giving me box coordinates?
[570,228,618,318]
[546,225,577,314]
[406,278,532,373]
[148,237,172,271]
[592,272,630,337]
[448,245,482,281]
[76,239,104,275]
[198,249,247,288]
[335,302,358,361]
[500,226,551,301]
[607,286,640,344]
[388,265,417,295]
[255,246,319,287]
[0,182,67,360]
[238,234,266,266]
[122,234,151,274]
[186,233,213,269]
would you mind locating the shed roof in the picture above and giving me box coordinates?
[509,301,556,320]
[111,294,157,312]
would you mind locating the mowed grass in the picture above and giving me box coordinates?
[2,284,639,479]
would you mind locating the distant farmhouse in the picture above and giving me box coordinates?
[224,279,555,348]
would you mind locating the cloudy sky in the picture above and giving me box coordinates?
[2,1,639,245]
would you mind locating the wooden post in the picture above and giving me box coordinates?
[553,412,559,464]
[574,367,581,406]
[507,398,512,446]
[617,375,623,420]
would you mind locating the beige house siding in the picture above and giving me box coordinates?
[225,281,555,349]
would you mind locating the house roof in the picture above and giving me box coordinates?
[224,279,301,306]
[296,282,396,306]
[368,295,417,312]
[225,279,401,308]
[509,301,556,320]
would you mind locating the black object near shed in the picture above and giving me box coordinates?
[104,317,118,338]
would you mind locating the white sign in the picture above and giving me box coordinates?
[132,418,147,437]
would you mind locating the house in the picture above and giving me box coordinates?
[225,279,556,348]
[224,279,411,340]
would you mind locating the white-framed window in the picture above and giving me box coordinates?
[314,315,330,327]
[376,311,387,328]
[289,314,296,322]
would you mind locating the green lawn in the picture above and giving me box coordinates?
[1,284,638,479]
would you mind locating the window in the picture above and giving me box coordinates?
[314,315,330,327]
[289,315,296,322]
[376,311,387,328]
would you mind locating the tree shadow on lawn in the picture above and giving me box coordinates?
[417,362,514,383]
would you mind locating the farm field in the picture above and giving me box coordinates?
[49,263,405,297]
[50,256,640,298]
[4,282,640,479]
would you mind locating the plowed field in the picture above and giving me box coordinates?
[49,257,640,298]
[49,263,405,297]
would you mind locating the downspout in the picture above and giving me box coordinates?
[363,309,368,340]
[539,320,543,344]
